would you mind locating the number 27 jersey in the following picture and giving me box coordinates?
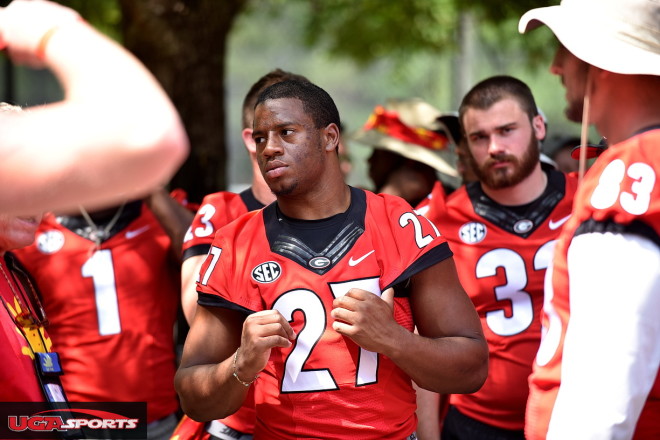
[197,187,453,440]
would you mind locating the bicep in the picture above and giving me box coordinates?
[410,256,482,340]
[179,304,244,369]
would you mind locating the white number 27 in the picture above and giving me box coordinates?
[272,277,381,393]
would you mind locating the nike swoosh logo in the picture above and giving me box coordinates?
[125,225,151,239]
[348,250,375,267]
[549,214,571,230]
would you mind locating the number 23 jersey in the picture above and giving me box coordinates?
[197,187,453,440]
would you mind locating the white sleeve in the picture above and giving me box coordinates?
[547,232,660,440]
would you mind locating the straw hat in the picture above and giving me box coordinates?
[519,0,660,75]
[351,98,459,178]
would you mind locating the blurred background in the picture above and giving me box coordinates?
[0,0,585,201]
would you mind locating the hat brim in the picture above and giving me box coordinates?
[570,144,607,160]
[352,128,458,178]
[519,4,660,76]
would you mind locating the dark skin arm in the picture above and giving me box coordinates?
[174,304,296,422]
[176,257,486,420]
[331,257,488,393]
[144,188,194,261]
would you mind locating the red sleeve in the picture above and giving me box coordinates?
[182,192,248,259]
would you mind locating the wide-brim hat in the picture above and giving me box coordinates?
[351,98,459,178]
[519,0,660,76]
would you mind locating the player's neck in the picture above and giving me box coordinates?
[481,165,547,207]
[592,74,660,145]
[277,183,351,221]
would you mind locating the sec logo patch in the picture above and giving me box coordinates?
[459,222,487,244]
[251,261,282,283]
[36,230,65,254]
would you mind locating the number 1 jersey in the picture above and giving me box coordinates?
[14,205,180,423]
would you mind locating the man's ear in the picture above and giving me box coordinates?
[324,123,340,153]
[242,128,256,156]
[532,115,546,141]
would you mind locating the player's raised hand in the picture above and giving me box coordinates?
[236,310,296,379]
[331,287,404,354]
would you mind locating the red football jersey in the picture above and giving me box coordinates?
[527,129,660,439]
[0,254,54,402]
[424,170,578,430]
[182,189,264,261]
[180,188,263,434]
[414,180,447,218]
[14,204,180,423]
[197,187,452,440]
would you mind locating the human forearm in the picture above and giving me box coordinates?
[414,383,441,440]
[0,0,189,215]
[40,21,188,208]
[145,189,194,260]
[383,327,488,393]
[403,258,489,393]
[330,281,487,394]
[174,356,249,421]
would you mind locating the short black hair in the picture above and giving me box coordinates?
[255,79,341,130]
[459,75,539,132]
[242,69,309,129]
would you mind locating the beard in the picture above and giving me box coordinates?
[271,180,298,196]
[469,133,540,190]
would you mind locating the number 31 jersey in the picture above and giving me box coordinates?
[422,170,577,431]
[197,187,453,440]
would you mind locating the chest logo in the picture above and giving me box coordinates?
[348,250,375,266]
[548,214,571,230]
[251,261,282,283]
[459,222,487,244]
[125,225,150,239]
[309,256,331,269]
[513,219,534,234]
[36,230,65,254]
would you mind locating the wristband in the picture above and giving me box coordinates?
[232,348,258,387]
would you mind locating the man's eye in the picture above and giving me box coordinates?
[254,136,265,144]
[281,129,294,136]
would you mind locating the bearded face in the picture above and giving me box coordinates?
[467,129,540,190]
[551,44,590,123]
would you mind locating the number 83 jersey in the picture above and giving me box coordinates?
[197,187,453,440]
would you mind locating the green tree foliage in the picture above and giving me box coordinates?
[5,0,562,199]
[280,0,558,68]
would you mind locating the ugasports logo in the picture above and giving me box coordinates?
[9,409,138,432]
[0,402,147,439]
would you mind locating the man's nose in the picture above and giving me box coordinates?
[488,137,505,156]
[550,46,565,76]
[549,63,562,76]
[262,135,283,157]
